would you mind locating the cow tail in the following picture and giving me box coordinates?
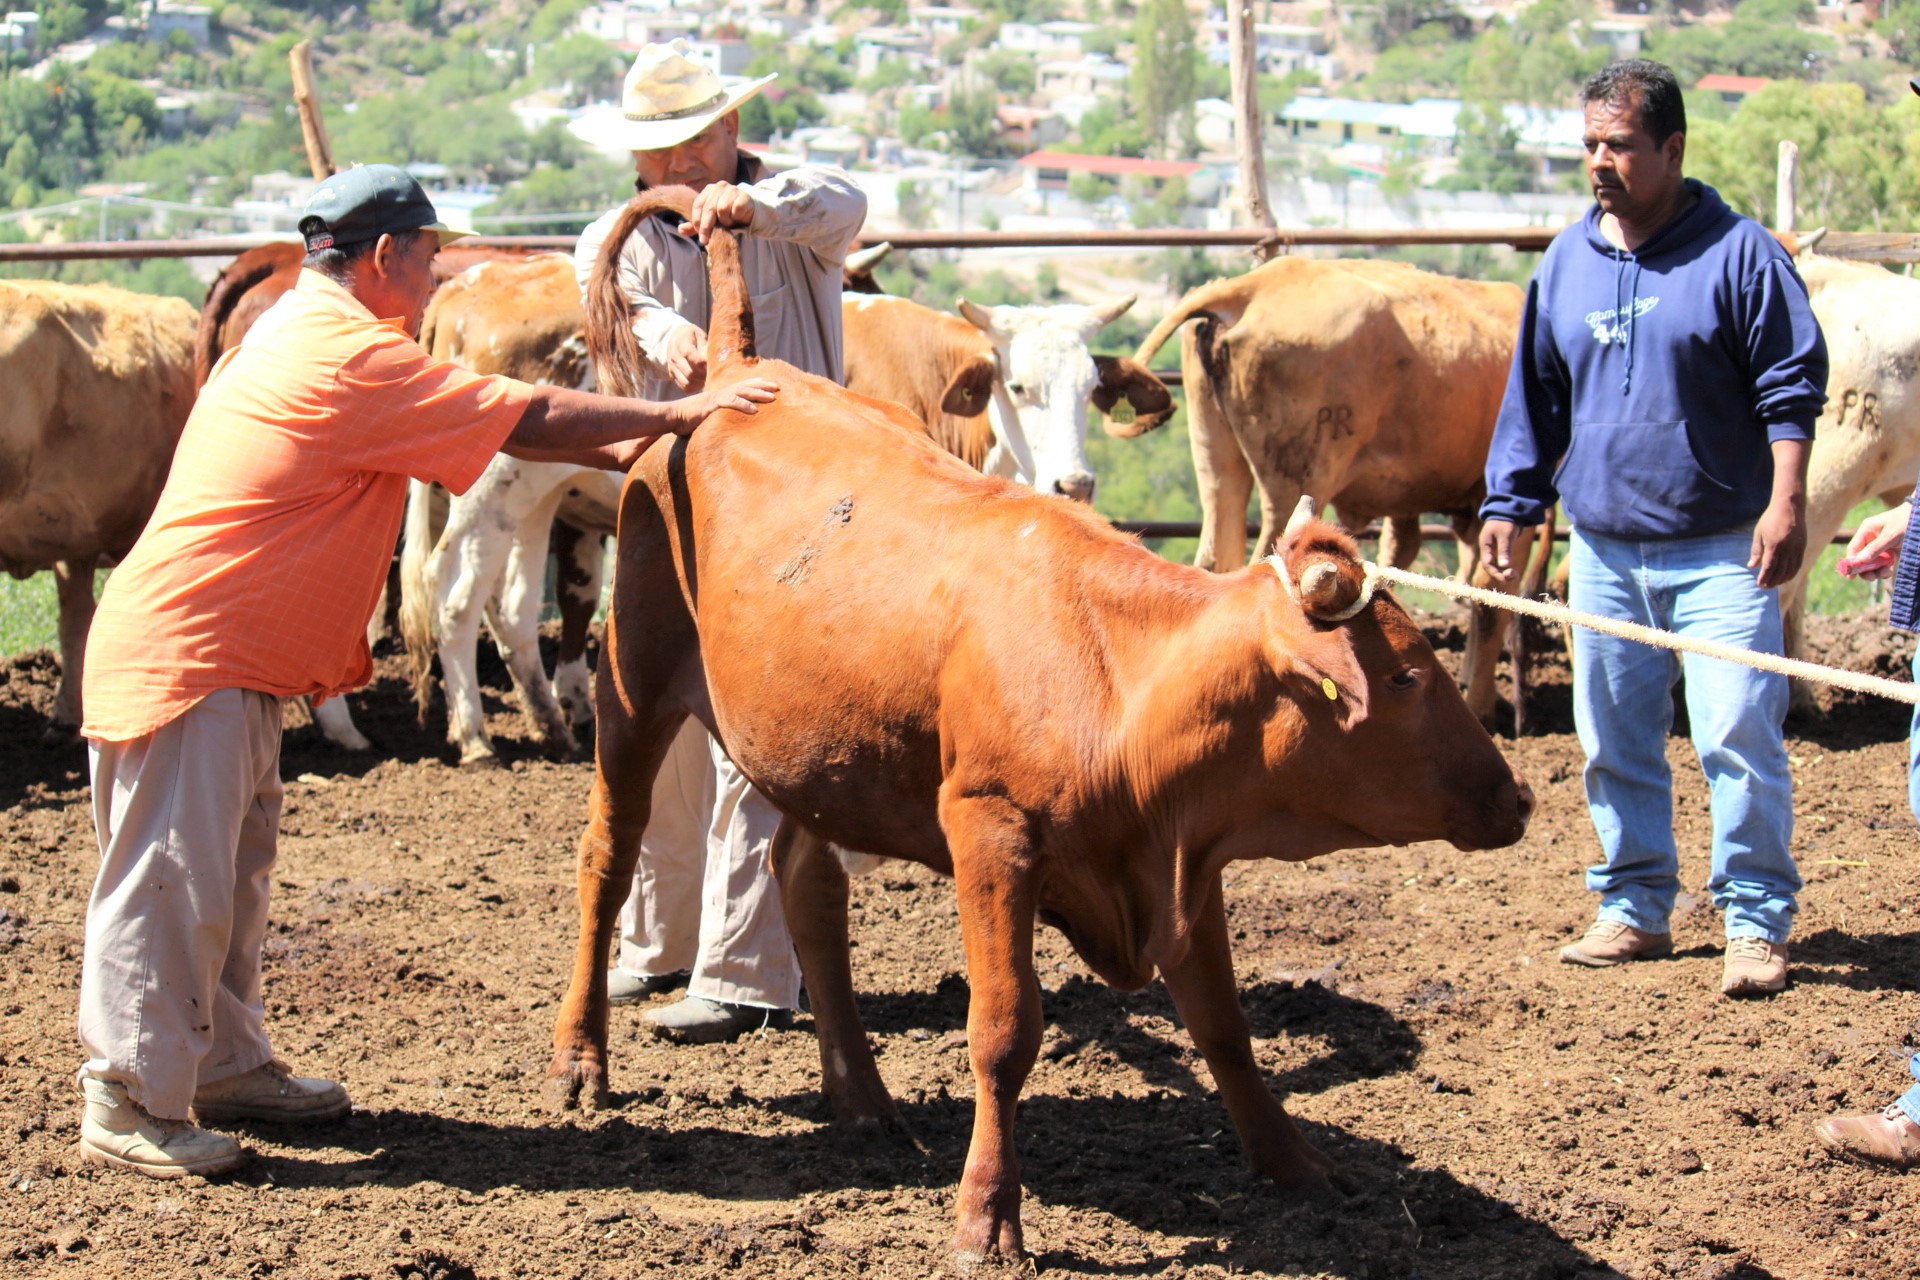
[397,479,438,725]
[702,225,757,374]
[583,186,699,399]
[193,253,285,388]
[1131,274,1259,368]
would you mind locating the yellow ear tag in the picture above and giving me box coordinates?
[1321,677,1339,701]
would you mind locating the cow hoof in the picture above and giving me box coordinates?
[457,751,504,771]
[946,1229,1025,1272]
[843,1110,927,1156]
[543,1057,610,1113]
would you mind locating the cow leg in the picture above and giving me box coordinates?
[770,820,914,1141]
[1374,515,1423,570]
[487,512,576,759]
[430,511,515,768]
[49,556,97,732]
[309,697,373,752]
[551,517,603,733]
[1160,874,1336,1196]
[547,708,687,1110]
[945,803,1041,1262]
[1781,585,1814,717]
[1185,325,1252,572]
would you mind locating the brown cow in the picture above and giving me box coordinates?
[0,280,198,732]
[547,189,1535,1262]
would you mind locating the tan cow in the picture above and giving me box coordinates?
[1131,255,1521,573]
[548,188,1534,1263]
[0,280,198,731]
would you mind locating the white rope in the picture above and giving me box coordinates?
[1361,562,1920,706]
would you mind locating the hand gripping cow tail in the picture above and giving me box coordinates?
[584,186,759,399]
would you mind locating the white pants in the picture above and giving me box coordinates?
[78,689,283,1120]
[617,720,800,1009]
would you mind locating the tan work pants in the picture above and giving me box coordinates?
[77,689,283,1120]
[617,719,800,1010]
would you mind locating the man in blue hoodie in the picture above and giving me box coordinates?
[1479,59,1828,998]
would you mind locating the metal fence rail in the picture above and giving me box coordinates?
[1115,520,1866,546]
[0,225,1565,262]
[0,226,1904,264]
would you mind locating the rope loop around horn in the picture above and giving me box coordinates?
[1267,554,1380,624]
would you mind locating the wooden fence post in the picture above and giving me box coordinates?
[289,41,336,182]
[1226,0,1278,261]
[1776,139,1798,235]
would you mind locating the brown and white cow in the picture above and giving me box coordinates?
[396,252,616,766]
[548,188,1535,1263]
[842,292,1172,502]
[0,280,198,733]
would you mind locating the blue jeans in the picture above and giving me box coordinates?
[1908,703,1920,825]
[1900,1053,1920,1127]
[1568,526,1799,944]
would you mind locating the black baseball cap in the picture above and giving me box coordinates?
[1911,74,1920,97]
[298,164,467,252]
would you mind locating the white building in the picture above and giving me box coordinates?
[145,2,211,47]
[997,19,1100,58]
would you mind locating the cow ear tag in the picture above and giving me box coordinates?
[1110,401,1136,425]
[1321,677,1339,701]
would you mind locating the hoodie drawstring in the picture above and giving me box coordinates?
[1613,249,1641,395]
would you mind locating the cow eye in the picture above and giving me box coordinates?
[1006,381,1026,395]
[1387,667,1421,692]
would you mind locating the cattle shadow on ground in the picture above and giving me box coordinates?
[0,653,89,811]
[833,973,1422,1108]
[1788,927,1920,994]
[248,1092,1612,1279]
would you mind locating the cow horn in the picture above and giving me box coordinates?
[1800,225,1828,254]
[1089,294,1137,329]
[845,242,892,276]
[1282,495,1317,542]
[958,298,994,332]
[1300,561,1343,610]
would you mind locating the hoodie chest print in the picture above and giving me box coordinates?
[1584,295,1660,346]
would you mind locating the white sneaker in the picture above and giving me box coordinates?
[192,1058,350,1124]
[80,1078,247,1179]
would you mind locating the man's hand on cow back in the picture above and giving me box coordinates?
[1479,518,1521,582]
[672,377,779,436]
[680,182,756,246]
[663,322,709,391]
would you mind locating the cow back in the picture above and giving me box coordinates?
[421,253,587,385]
[0,281,197,576]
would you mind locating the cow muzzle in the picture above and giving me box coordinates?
[1053,472,1096,503]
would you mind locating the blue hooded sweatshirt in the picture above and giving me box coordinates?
[1480,180,1828,540]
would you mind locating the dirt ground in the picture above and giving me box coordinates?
[2,611,1918,1280]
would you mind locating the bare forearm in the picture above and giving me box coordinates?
[502,386,691,466]
[1769,438,1809,507]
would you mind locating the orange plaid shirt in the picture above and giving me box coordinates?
[82,269,534,742]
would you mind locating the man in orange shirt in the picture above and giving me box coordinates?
[74,165,775,1179]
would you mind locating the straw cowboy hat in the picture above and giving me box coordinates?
[602,39,777,152]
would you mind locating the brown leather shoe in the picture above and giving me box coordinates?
[1558,919,1673,967]
[1815,1104,1920,1169]
[1720,937,1788,997]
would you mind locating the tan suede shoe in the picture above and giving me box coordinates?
[80,1078,247,1179]
[1558,919,1673,967]
[1815,1104,1920,1169]
[1721,938,1788,997]
[192,1059,350,1124]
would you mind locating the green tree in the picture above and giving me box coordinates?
[535,33,621,107]
[1460,0,1606,109]
[1125,173,1188,228]
[1688,81,1920,231]
[1647,0,1832,83]
[1066,97,1150,157]
[1131,0,1195,157]
[1068,170,1116,205]
[897,178,935,229]
[1441,100,1531,194]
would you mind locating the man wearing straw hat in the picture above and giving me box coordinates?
[1479,59,1827,998]
[572,39,868,1043]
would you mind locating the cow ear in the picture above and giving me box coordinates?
[1091,355,1174,438]
[940,355,996,417]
